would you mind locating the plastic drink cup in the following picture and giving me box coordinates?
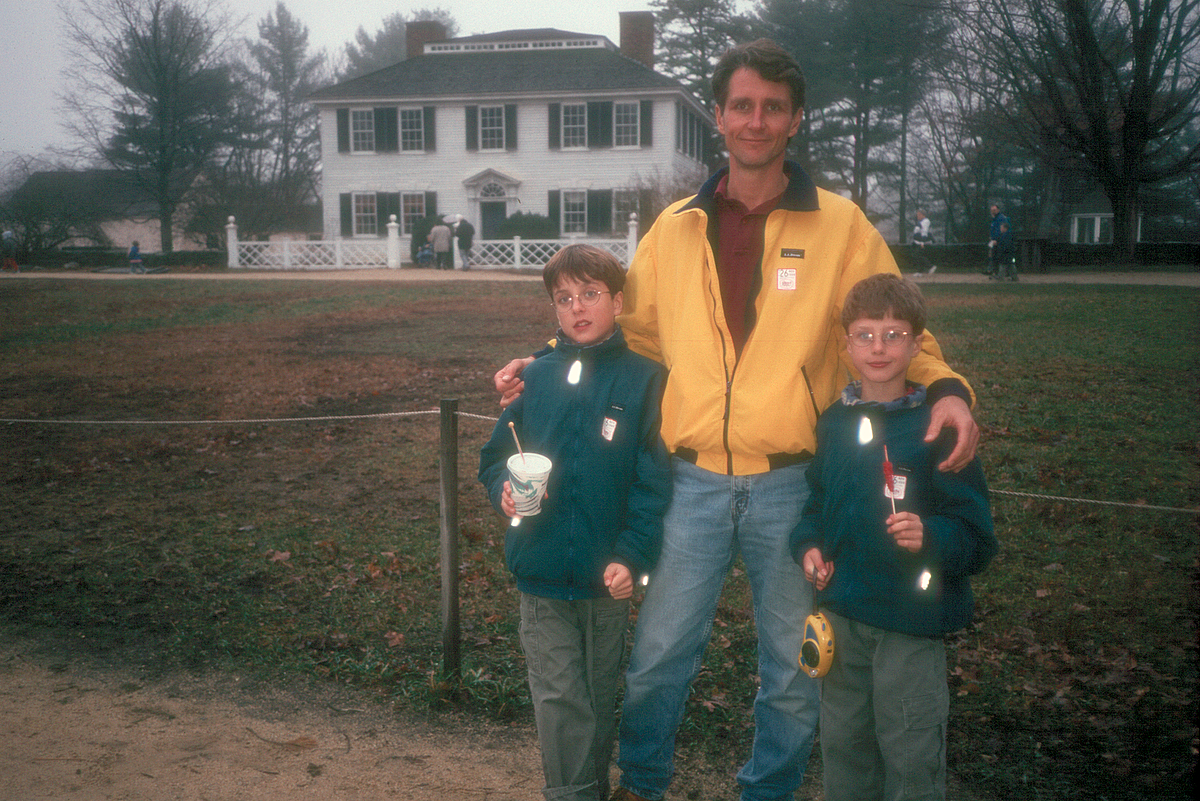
[507,453,552,517]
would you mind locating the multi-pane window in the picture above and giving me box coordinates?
[613,189,638,234]
[1073,214,1115,244]
[480,106,505,150]
[676,103,705,162]
[352,192,377,236]
[562,104,587,148]
[350,109,375,152]
[562,190,587,234]
[400,109,425,151]
[401,193,426,234]
[614,102,639,147]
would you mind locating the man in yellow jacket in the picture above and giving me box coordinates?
[496,39,979,801]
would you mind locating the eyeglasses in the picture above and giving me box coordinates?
[552,289,609,311]
[846,330,913,348]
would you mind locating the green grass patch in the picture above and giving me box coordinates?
[0,277,1195,799]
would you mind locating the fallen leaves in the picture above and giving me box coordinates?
[245,728,318,752]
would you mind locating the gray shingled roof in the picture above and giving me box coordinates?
[309,46,684,103]
[9,170,159,218]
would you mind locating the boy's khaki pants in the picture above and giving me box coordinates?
[519,593,629,801]
[820,611,949,801]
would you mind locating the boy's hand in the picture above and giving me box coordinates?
[604,563,634,600]
[887,512,924,553]
[500,481,516,517]
[494,357,534,408]
[803,549,834,591]
[926,395,979,473]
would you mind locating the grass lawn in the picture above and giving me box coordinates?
[0,276,1195,800]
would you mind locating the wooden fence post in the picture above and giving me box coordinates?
[438,399,461,680]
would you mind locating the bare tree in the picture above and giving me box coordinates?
[339,8,459,80]
[60,0,242,252]
[0,156,109,252]
[954,0,1200,258]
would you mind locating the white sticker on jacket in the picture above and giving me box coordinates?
[777,268,797,291]
[886,474,908,500]
[602,417,617,441]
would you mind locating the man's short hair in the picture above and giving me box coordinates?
[542,244,626,297]
[712,39,805,112]
[841,273,928,336]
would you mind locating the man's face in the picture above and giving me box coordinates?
[715,67,803,174]
[990,205,999,217]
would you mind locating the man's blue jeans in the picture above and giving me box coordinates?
[617,458,819,801]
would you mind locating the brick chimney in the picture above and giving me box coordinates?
[406,20,447,59]
[620,11,655,69]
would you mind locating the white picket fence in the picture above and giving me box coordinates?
[225,215,639,271]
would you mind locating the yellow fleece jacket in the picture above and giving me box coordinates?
[619,164,972,475]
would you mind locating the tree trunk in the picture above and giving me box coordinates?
[159,205,175,253]
[899,104,909,245]
[1106,180,1139,263]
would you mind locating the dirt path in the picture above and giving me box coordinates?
[2,639,545,800]
[2,266,1198,286]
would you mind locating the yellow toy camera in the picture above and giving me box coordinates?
[800,611,835,678]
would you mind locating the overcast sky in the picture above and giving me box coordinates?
[0,0,659,162]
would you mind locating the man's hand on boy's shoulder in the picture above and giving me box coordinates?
[925,395,979,472]
[494,357,534,408]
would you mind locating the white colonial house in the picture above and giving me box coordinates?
[307,13,714,261]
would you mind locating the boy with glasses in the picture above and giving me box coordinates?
[792,273,997,801]
[479,244,672,801]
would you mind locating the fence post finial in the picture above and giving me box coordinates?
[626,212,639,269]
[387,214,401,269]
[225,216,239,268]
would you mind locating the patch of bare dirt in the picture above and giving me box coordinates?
[2,638,544,800]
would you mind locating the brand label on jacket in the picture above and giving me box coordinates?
[780,248,805,259]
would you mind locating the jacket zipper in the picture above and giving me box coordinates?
[801,365,821,420]
[704,239,736,476]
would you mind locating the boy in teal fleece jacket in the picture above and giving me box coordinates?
[479,245,671,801]
[791,273,996,801]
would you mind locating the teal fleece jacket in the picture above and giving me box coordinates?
[790,384,997,637]
[479,326,671,600]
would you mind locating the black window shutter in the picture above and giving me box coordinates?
[340,193,352,236]
[505,104,518,151]
[465,106,478,151]
[378,192,400,236]
[587,190,612,235]
[337,109,350,153]
[425,192,438,218]
[587,102,613,149]
[547,190,560,231]
[375,107,398,152]
[548,103,560,150]
[423,106,436,151]
[640,100,653,147]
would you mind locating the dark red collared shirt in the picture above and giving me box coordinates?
[714,175,784,352]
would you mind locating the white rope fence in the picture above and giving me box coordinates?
[2,412,1195,516]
